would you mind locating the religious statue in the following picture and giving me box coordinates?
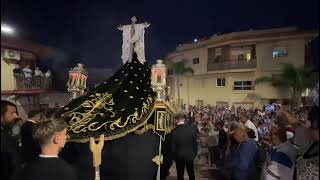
[118,16,150,64]
[58,17,175,180]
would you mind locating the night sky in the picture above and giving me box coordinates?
[1,0,319,70]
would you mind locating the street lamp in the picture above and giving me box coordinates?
[1,24,15,35]
[67,63,88,99]
[151,59,167,102]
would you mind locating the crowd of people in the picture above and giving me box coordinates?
[1,100,74,180]
[13,64,52,89]
[1,83,318,180]
[13,64,51,78]
[177,100,319,180]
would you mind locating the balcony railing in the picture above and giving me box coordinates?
[207,59,257,71]
[14,74,52,90]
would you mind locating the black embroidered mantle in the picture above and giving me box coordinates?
[58,53,156,142]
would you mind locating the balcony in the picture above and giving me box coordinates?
[207,58,257,71]
[14,74,51,91]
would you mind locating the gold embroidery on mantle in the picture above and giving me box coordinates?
[68,100,156,143]
[109,97,153,130]
[62,91,155,138]
[62,92,116,133]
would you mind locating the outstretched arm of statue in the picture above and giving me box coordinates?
[144,22,150,28]
[117,24,123,31]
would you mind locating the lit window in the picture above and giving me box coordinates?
[216,78,226,87]
[246,53,251,60]
[272,47,288,58]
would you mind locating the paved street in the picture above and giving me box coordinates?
[166,160,228,180]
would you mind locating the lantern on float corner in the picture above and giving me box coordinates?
[151,60,167,101]
[67,63,88,99]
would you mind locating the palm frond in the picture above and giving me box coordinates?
[183,67,194,75]
[168,59,194,76]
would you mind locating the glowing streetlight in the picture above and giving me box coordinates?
[1,24,15,35]
[193,38,198,43]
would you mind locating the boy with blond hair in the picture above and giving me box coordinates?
[23,118,77,180]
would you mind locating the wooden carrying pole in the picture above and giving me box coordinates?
[89,134,105,180]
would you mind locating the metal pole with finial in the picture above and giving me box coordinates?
[129,16,137,60]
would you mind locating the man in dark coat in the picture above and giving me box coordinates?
[21,110,42,165]
[160,132,173,180]
[217,121,228,161]
[1,100,20,180]
[171,113,198,180]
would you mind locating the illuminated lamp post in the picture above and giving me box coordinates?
[67,63,88,99]
[151,60,167,102]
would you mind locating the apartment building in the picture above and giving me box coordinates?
[164,27,318,109]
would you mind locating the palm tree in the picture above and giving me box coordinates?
[168,60,194,109]
[255,63,318,110]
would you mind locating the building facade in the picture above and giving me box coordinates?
[164,27,318,109]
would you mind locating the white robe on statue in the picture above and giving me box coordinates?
[121,24,147,64]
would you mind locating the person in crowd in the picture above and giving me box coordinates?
[22,65,33,78]
[11,117,24,158]
[279,104,319,180]
[245,127,267,180]
[207,122,219,167]
[34,66,44,76]
[23,118,77,180]
[256,121,265,138]
[240,112,259,141]
[263,126,297,180]
[11,117,24,139]
[226,121,241,155]
[1,100,20,180]
[45,69,51,78]
[225,127,257,180]
[21,110,42,165]
[188,105,195,123]
[13,64,22,76]
[246,127,256,140]
[13,64,23,88]
[217,121,228,161]
[171,113,198,180]
[160,132,173,180]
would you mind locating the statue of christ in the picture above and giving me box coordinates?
[118,16,150,64]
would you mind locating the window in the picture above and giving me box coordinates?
[216,78,226,87]
[246,53,251,60]
[231,46,252,60]
[157,75,162,83]
[214,55,222,62]
[215,48,222,56]
[233,81,254,90]
[193,58,199,64]
[272,47,288,58]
